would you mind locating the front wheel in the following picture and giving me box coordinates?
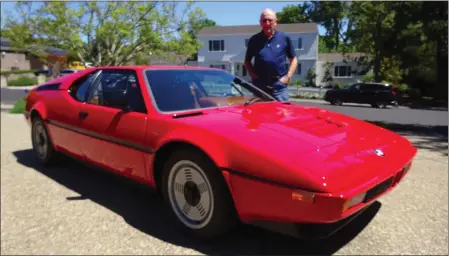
[161,149,238,240]
[31,116,60,165]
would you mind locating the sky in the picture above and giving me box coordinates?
[193,1,326,34]
[1,1,326,35]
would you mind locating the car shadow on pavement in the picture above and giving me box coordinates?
[13,149,381,255]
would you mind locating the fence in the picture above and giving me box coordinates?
[288,87,329,98]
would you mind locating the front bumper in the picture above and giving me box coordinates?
[221,162,412,239]
[249,202,372,240]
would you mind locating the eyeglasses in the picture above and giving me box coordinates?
[261,18,274,23]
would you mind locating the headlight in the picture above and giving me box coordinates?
[342,192,366,212]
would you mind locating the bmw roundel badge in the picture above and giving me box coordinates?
[374,149,385,157]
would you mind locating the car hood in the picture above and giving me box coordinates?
[176,102,416,192]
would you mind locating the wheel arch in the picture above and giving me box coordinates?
[30,102,48,121]
[152,139,230,193]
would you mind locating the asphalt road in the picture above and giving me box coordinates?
[292,100,448,137]
[294,100,448,127]
[1,87,28,105]
[2,87,446,130]
[1,113,448,255]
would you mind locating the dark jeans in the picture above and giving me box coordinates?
[252,77,290,102]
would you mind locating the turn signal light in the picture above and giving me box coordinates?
[291,191,315,203]
[342,192,366,212]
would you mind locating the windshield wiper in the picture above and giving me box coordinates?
[243,97,264,106]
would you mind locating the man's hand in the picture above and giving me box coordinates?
[279,75,290,84]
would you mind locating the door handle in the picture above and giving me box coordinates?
[79,111,88,119]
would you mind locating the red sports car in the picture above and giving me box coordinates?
[24,65,417,240]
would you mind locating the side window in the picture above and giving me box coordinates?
[69,72,98,102]
[86,70,147,113]
[349,83,360,91]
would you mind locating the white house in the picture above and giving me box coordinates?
[187,23,368,87]
[315,52,367,87]
[189,23,319,82]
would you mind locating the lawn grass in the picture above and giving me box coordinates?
[9,98,26,114]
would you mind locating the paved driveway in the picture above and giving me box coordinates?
[1,113,448,255]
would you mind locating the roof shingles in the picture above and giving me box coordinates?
[198,23,318,36]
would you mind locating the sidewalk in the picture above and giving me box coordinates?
[1,103,14,112]
[5,85,37,90]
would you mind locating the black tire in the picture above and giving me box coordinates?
[161,148,238,241]
[371,101,387,108]
[331,99,342,106]
[31,116,60,165]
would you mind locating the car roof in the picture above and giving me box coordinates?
[362,82,391,86]
[93,65,221,71]
[37,65,226,89]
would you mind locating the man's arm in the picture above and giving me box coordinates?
[244,37,258,80]
[280,36,298,84]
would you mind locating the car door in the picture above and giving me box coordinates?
[45,70,101,159]
[77,69,150,182]
[359,84,377,103]
[346,83,361,103]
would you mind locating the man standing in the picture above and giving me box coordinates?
[244,8,298,102]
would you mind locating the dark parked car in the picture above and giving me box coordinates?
[33,69,52,77]
[324,82,398,108]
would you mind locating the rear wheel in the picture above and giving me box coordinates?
[31,116,60,165]
[161,149,237,240]
[371,101,387,108]
[331,99,342,106]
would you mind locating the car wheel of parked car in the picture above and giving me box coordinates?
[331,99,342,106]
[371,102,387,108]
[161,148,238,240]
[31,116,60,165]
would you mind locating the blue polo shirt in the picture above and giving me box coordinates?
[245,30,296,79]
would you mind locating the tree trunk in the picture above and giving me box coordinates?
[373,16,382,82]
[333,18,340,49]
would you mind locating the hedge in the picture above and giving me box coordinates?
[0,69,36,76]
[7,76,37,87]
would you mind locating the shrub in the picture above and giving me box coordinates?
[361,71,374,82]
[7,76,37,87]
[398,84,409,92]
[0,69,36,76]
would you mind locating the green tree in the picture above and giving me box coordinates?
[277,3,312,24]
[348,1,396,82]
[2,1,208,66]
[308,1,350,50]
[321,62,333,86]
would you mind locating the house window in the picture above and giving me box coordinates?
[297,38,302,49]
[209,40,225,52]
[210,64,226,70]
[334,66,352,77]
[291,38,302,50]
[297,63,302,75]
[245,39,249,47]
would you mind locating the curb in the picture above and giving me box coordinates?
[4,86,36,91]
[1,104,14,113]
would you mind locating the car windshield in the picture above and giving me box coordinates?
[144,69,276,112]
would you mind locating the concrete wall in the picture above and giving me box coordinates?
[1,51,44,71]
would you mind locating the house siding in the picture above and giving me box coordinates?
[316,60,365,87]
